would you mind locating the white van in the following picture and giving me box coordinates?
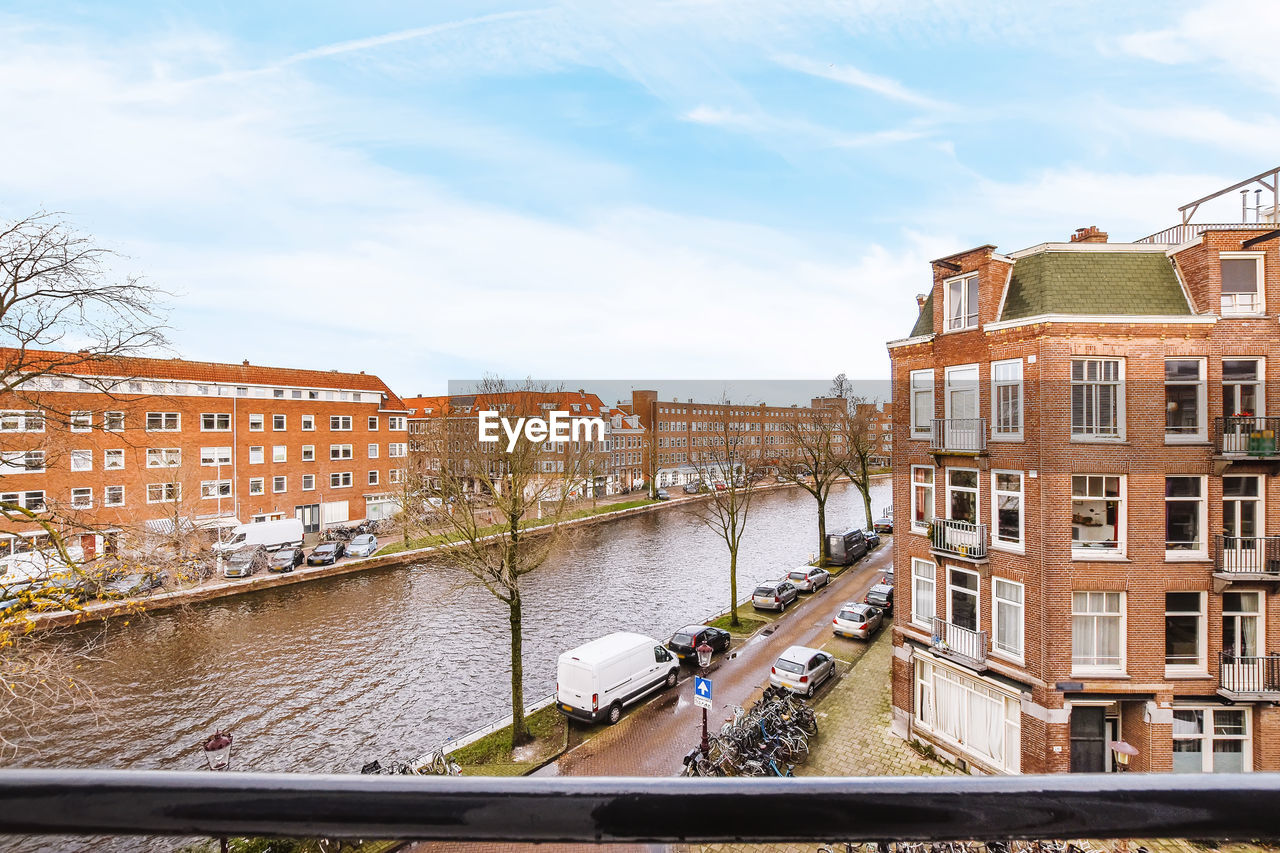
[556,631,680,725]
[213,518,305,555]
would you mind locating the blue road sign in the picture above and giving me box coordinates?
[694,676,713,710]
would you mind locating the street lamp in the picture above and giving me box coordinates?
[203,730,233,771]
[1109,739,1138,772]
[696,641,713,756]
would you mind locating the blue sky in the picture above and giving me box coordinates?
[0,1,1276,395]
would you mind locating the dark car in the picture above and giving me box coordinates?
[864,583,894,613]
[101,571,166,598]
[683,483,702,494]
[873,517,893,534]
[656,488,671,501]
[824,528,869,566]
[667,624,731,663]
[307,542,345,566]
[863,530,881,550]
[270,548,305,573]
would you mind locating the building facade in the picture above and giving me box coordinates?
[888,218,1280,775]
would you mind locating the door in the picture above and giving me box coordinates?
[295,504,320,534]
[1222,591,1263,692]
[1223,477,1263,572]
[1070,706,1107,772]
[945,365,980,449]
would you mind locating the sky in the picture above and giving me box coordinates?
[0,0,1277,395]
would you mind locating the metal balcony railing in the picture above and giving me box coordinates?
[1136,222,1276,245]
[1220,651,1280,696]
[930,418,987,453]
[1214,416,1280,456]
[931,616,989,667]
[929,518,988,560]
[1213,534,1280,576]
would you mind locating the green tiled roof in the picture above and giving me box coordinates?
[909,290,934,338]
[1001,251,1190,320]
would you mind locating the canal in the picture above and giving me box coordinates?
[5,479,889,848]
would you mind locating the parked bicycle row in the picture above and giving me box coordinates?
[818,842,1150,853]
[681,685,820,777]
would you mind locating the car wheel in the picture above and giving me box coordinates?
[806,682,815,699]
[665,669,678,689]
[608,702,623,725]
[778,598,786,611]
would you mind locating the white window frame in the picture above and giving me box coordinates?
[201,413,232,432]
[388,416,406,431]
[991,470,1024,552]
[302,474,315,491]
[1070,474,1127,560]
[991,359,1023,440]
[368,443,379,459]
[1165,590,1207,676]
[911,558,936,630]
[946,565,980,633]
[272,414,286,431]
[1219,252,1265,316]
[70,449,93,472]
[945,467,979,525]
[368,416,379,431]
[146,447,182,469]
[911,465,934,533]
[910,369,934,439]
[0,411,44,432]
[273,475,287,494]
[200,446,232,467]
[146,412,181,432]
[146,482,180,504]
[249,414,264,432]
[1172,706,1251,773]
[1165,358,1207,443]
[200,480,233,500]
[70,487,93,509]
[301,415,315,432]
[368,470,379,486]
[1165,474,1208,560]
[273,445,287,463]
[1070,358,1125,441]
[330,444,353,460]
[103,411,124,432]
[992,578,1025,663]
[388,443,407,458]
[302,445,315,462]
[330,415,353,431]
[943,272,979,332]
[1223,357,1265,419]
[248,446,264,465]
[104,449,124,470]
[330,471,353,488]
[1071,591,1126,675]
[70,411,92,433]
[104,485,124,507]
[913,657,1021,774]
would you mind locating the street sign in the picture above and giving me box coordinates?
[693,676,713,710]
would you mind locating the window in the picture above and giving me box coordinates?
[1165,591,1206,673]
[249,446,264,464]
[913,658,1021,774]
[0,411,43,432]
[273,476,287,493]
[302,415,315,431]
[104,449,124,470]
[947,567,979,631]
[368,443,379,459]
[1165,476,1206,557]
[70,449,93,471]
[1173,708,1250,773]
[104,485,124,507]
[388,416,406,431]
[330,416,352,431]
[368,416,379,430]
[1071,475,1124,556]
[388,443,407,458]
[200,480,233,499]
[273,414,286,431]
[1223,476,1263,569]
[201,446,232,466]
[1072,591,1124,672]
[146,448,181,468]
[944,272,979,331]
[70,411,91,432]
[368,470,379,486]
[331,472,352,488]
[992,579,1024,660]
[0,450,44,473]
[1165,359,1205,441]
[911,558,935,629]
[103,411,124,432]
[992,359,1023,438]
[146,412,180,432]
[330,444,353,460]
[249,414,264,431]
[146,483,180,503]
[273,446,287,463]
[68,487,92,509]
[1223,591,1262,659]
[249,478,264,495]
[910,370,934,438]
[993,471,1023,549]
[946,468,978,524]
[389,469,403,484]
[1220,253,1264,315]
[1070,359,1123,438]
[302,474,315,491]
[302,445,315,462]
[201,413,231,432]
[911,466,934,531]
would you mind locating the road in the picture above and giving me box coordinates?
[534,540,894,778]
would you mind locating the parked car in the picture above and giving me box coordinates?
[769,645,836,698]
[786,565,830,593]
[666,624,731,662]
[683,483,702,494]
[752,579,799,611]
[101,571,166,599]
[880,564,895,585]
[346,534,378,558]
[656,488,671,501]
[833,602,883,640]
[224,546,268,579]
[824,528,869,566]
[864,583,894,613]
[863,530,881,549]
[713,481,727,491]
[213,518,305,555]
[307,542,345,566]
[557,632,680,724]
[269,548,305,573]
[873,517,893,534]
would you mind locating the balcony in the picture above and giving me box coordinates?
[930,418,987,455]
[1219,651,1280,700]
[1212,534,1280,583]
[930,616,989,670]
[929,518,988,562]
[1213,417,1280,473]
[1136,222,1277,245]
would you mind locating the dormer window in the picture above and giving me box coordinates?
[944,273,979,331]
[1221,253,1263,315]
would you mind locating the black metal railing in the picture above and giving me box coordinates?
[1213,534,1280,576]
[1220,651,1280,695]
[930,418,987,453]
[4,770,1280,842]
[929,518,988,560]
[931,616,989,666]
[1214,416,1280,456]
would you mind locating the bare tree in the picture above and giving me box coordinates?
[829,374,881,531]
[777,403,844,567]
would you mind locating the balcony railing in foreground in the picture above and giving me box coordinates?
[931,616,989,669]
[1219,651,1280,697]
[930,518,989,560]
[1213,534,1280,577]
[3,770,1280,843]
[931,418,987,453]
[1214,416,1280,457]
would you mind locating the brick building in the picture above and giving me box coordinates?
[604,407,646,493]
[0,349,409,562]
[861,401,893,468]
[888,202,1280,775]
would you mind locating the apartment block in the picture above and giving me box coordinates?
[888,188,1280,775]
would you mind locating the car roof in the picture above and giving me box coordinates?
[676,625,712,633]
[869,583,893,593]
[778,645,822,663]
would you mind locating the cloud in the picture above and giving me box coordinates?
[682,104,928,149]
[1117,0,1280,90]
[1105,105,1280,160]
[771,53,949,110]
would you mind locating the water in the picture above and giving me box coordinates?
[2,480,889,850]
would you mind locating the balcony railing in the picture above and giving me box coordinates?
[929,518,988,560]
[931,616,989,668]
[1213,534,1280,577]
[930,418,987,453]
[1220,651,1280,697]
[1214,416,1280,457]
[1136,222,1276,245]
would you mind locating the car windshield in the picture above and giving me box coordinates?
[671,633,693,646]
[788,571,806,580]
[275,550,295,560]
[352,535,372,545]
[316,545,334,553]
[774,659,805,675]
[753,586,775,596]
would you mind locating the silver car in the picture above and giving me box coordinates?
[832,602,883,640]
[223,546,267,579]
[346,534,378,558]
[769,645,836,698]
[787,566,830,593]
[752,580,799,611]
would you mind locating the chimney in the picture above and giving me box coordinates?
[1070,226,1109,243]
[242,359,250,366]
[915,293,928,308]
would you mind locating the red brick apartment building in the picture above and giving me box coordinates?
[888,177,1280,775]
[0,349,409,560]
[859,401,893,468]
[604,407,646,492]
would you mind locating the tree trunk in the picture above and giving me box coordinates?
[861,459,874,530]
[815,494,828,567]
[728,546,740,628]
[509,591,531,747]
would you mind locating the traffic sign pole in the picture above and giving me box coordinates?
[693,674,713,758]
